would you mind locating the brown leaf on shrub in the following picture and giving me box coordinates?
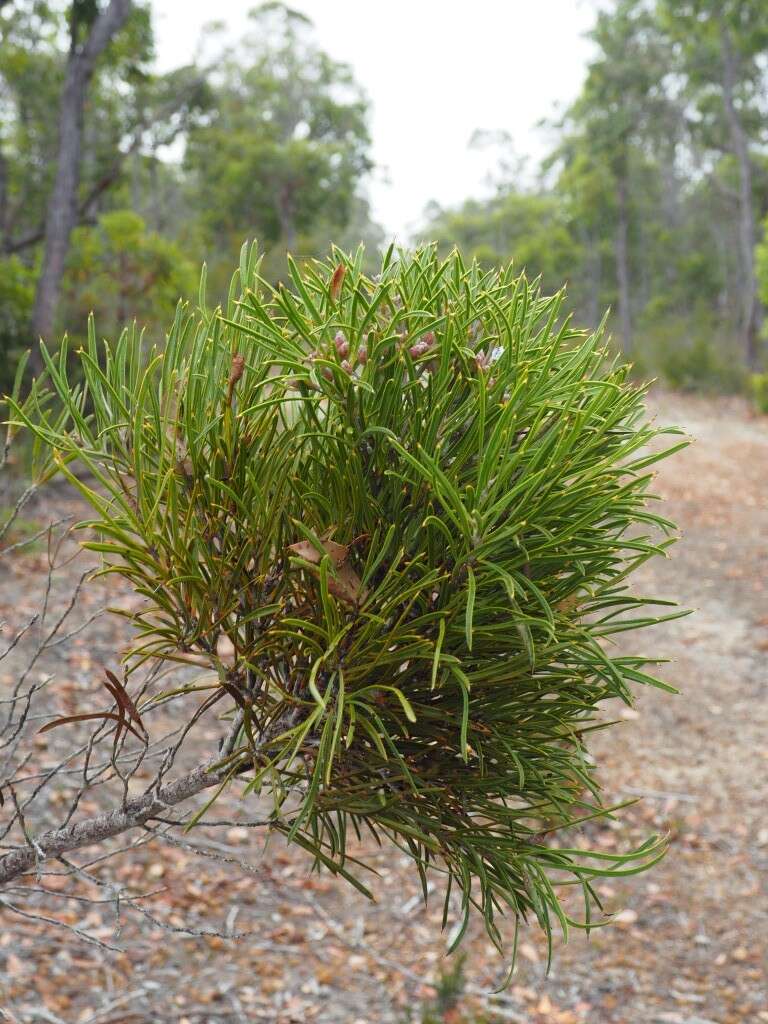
[226,352,245,405]
[104,668,148,737]
[556,594,581,614]
[329,263,346,301]
[38,711,145,743]
[288,537,367,605]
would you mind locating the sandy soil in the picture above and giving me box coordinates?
[1,391,766,1024]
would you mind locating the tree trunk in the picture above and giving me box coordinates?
[0,139,8,249]
[615,171,632,355]
[30,0,133,369]
[720,19,760,368]
[579,225,601,329]
[277,183,297,252]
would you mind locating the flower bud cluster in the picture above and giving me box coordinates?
[304,330,370,383]
[409,331,435,360]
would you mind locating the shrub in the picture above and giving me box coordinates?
[633,313,746,394]
[0,255,35,395]
[10,244,685,972]
[660,335,745,393]
[410,955,468,1024]
[61,209,197,342]
[750,372,768,415]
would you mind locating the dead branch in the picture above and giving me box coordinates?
[0,734,249,886]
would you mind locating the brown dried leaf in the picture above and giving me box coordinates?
[104,668,148,737]
[226,352,245,406]
[330,263,346,301]
[38,711,145,743]
[289,538,348,566]
[288,537,368,605]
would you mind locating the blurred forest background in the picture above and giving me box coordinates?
[4,0,768,400]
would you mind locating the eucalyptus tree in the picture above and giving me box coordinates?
[659,0,768,368]
[556,0,677,355]
[0,1,209,371]
[184,4,372,272]
[30,0,136,356]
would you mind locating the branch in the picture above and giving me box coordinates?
[78,0,134,74]
[3,72,207,256]
[0,746,241,886]
[5,165,125,254]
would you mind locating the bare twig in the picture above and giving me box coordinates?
[0,739,249,885]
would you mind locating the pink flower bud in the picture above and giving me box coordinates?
[357,345,368,365]
[334,331,349,358]
[321,366,333,381]
[341,359,352,373]
[409,341,429,359]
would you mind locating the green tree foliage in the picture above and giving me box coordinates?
[185,5,372,272]
[0,4,64,251]
[60,209,196,340]
[659,0,768,365]
[0,1,210,370]
[426,0,768,386]
[0,2,376,384]
[11,244,684,971]
[755,210,768,303]
[0,1,156,256]
[558,0,676,354]
[423,192,581,298]
[0,256,35,394]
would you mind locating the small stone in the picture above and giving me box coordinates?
[614,908,638,925]
[226,826,250,843]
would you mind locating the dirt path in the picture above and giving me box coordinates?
[1,392,766,1024]
[512,391,768,1024]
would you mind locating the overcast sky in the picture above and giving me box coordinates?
[153,1,598,240]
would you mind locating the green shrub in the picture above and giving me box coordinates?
[755,210,768,316]
[407,955,469,1024]
[750,372,768,415]
[62,209,197,342]
[660,335,745,393]
[0,255,35,395]
[10,244,685,973]
[633,314,746,394]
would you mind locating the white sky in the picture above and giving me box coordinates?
[153,1,598,241]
